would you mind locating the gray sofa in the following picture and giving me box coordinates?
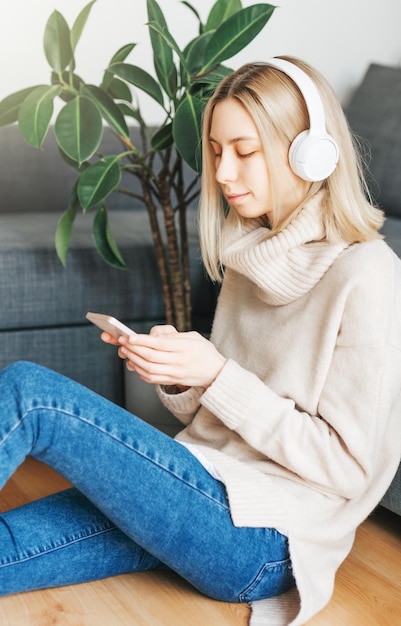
[0,61,400,516]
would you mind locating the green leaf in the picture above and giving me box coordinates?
[173,94,203,172]
[51,70,84,102]
[55,198,79,266]
[109,62,164,107]
[118,103,141,124]
[190,66,232,100]
[106,77,133,103]
[18,84,61,147]
[70,0,97,52]
[78,156,122,210]
[151,123,173,151]
[192,64,233,89]
[44,10,73,73]
[181,1,203,34]
[102,43,136,90]
[185,31,214,75]
[147,0,176,99]
[147,22,187,71]
[55,95,103,164]
[82,84,130,140]
[205,0,242,31]
[200,4,276,73]
[110,43,136,65]
[92,205,127,269]
[58,144,90,172]
[0,87,41,127]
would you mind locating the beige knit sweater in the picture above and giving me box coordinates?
[158,193,401,625]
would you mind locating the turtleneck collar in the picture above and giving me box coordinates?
[221,192,349,306]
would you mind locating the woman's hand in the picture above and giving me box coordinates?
[107,324,227,389]
[100,331,120,346]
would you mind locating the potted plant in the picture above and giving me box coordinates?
[0,0,276,331]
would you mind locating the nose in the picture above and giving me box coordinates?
[215,151,238,185]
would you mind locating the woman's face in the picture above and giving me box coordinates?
[209,98,306,223]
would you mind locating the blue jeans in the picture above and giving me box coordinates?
[0,361,294,602]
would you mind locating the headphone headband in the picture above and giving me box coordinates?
[265,58,326,129]
[264,57,339,181]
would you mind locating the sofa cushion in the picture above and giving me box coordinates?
[0,325,127,406]
[0,125,198,214]
[0,208,217,403]
[0,126,129,213]
[345,63,401,218]
[0,209,217,403]
[0,209,217,331]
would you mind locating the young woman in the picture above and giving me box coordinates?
[1,57,400,626]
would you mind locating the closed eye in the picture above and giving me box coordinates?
[238,151,256,158]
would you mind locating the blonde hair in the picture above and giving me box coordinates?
[199,56,384,281]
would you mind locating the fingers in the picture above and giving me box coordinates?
[100,331,120,346]
[120,342,178,369]
[123,332,183,356]
[102,325,176,347]
[122,350,172,384]
[119,333,186,383]
[102,327,179,382]
[149,324,177,337]
[106,325,224,388]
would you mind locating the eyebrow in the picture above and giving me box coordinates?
[208,135,259,144]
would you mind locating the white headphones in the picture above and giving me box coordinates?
[265,58,339,182]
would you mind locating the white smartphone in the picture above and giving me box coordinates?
[85,312,136,339]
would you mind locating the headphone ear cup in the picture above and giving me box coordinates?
[289,129,339,182]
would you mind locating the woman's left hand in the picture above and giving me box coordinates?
[117,325,227,389]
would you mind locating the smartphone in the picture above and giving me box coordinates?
[85,312,136,339]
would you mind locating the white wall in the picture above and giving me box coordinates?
[1,0,400,124]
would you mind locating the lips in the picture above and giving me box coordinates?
[225,192,249,205]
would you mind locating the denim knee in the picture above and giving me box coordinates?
[1,360,45,386]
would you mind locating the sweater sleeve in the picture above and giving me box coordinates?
[200,254,401,499]
[156,384,204,426]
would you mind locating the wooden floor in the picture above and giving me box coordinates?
[0,458,400,626]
